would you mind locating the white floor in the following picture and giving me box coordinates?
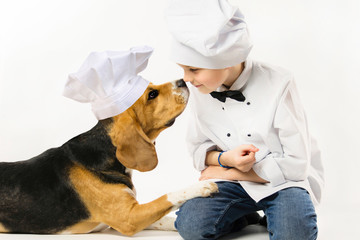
[0,225,269,240]
[0,201,355,240]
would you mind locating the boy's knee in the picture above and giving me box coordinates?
[175,215,216,240]
[267,188,318,240]
[271,219,318,240]
[175,200,217,240]
[176,224,215,240]
[268,211,318,240]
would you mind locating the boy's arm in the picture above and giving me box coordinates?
[186,111,218,171]
[252,79,312,186]
[206,147,257,172]
[200,166,269,183]
[205,149,268,183]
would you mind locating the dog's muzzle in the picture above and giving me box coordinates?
[176,79,187,88]
[173,79,189,105]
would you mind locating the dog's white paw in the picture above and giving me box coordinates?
[185,180,219,199]
[167,181,218,209]
[195,180,219,197]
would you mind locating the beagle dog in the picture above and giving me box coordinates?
[0,79,218,236]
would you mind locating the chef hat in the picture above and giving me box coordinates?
[165,0,252,69]
[63,45,153,120]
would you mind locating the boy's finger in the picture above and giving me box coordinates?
[240,144,259,153]
[242,154,256,163]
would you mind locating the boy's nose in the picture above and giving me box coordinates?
[183,73,193,83]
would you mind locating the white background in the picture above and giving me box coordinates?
[0,0,359,239]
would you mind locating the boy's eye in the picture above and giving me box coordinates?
[148,90,159,100]
[189,68,199,72]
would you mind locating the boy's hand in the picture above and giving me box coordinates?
[221,145,259,172]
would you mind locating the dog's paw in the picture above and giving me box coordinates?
[167,181,218,209]
[196,180,219,197]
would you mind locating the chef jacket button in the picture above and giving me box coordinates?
[247,102,251,105]
[247,134,251,137]
[222,107,225,110]
[227,133,231,137]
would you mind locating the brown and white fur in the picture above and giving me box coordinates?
[0,79,218,236]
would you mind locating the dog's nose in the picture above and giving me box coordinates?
[176,79,187,88]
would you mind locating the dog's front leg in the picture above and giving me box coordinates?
[104,181,218,236]
[70,166,218,236]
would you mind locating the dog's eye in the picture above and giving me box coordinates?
[148,90,159,100]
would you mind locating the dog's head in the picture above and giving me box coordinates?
[108,79,189,172]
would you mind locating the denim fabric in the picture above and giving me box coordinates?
[175,182,317,240]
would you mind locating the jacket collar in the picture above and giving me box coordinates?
[218,58,253,92]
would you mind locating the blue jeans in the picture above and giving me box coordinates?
[175,182,317,240]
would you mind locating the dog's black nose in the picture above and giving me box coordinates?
[176,79,187,88]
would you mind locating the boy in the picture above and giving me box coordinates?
[165,0,324,239]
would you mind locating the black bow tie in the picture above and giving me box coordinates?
[210,90,246,103]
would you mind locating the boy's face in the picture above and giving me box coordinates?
[178,64,229,94]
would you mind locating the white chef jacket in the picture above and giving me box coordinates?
[186,59,324,205]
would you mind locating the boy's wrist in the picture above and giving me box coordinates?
[218,151,232,168]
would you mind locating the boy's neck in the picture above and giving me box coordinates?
[223,62,245,89]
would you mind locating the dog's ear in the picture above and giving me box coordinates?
[109,111,158,172]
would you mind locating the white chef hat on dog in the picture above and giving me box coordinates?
[63,46,153,120]
[165,0,252,69]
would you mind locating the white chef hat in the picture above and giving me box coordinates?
[165,0,252,69]
[63,45,153,120]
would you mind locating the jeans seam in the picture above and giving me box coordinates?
[213,199,243,228]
